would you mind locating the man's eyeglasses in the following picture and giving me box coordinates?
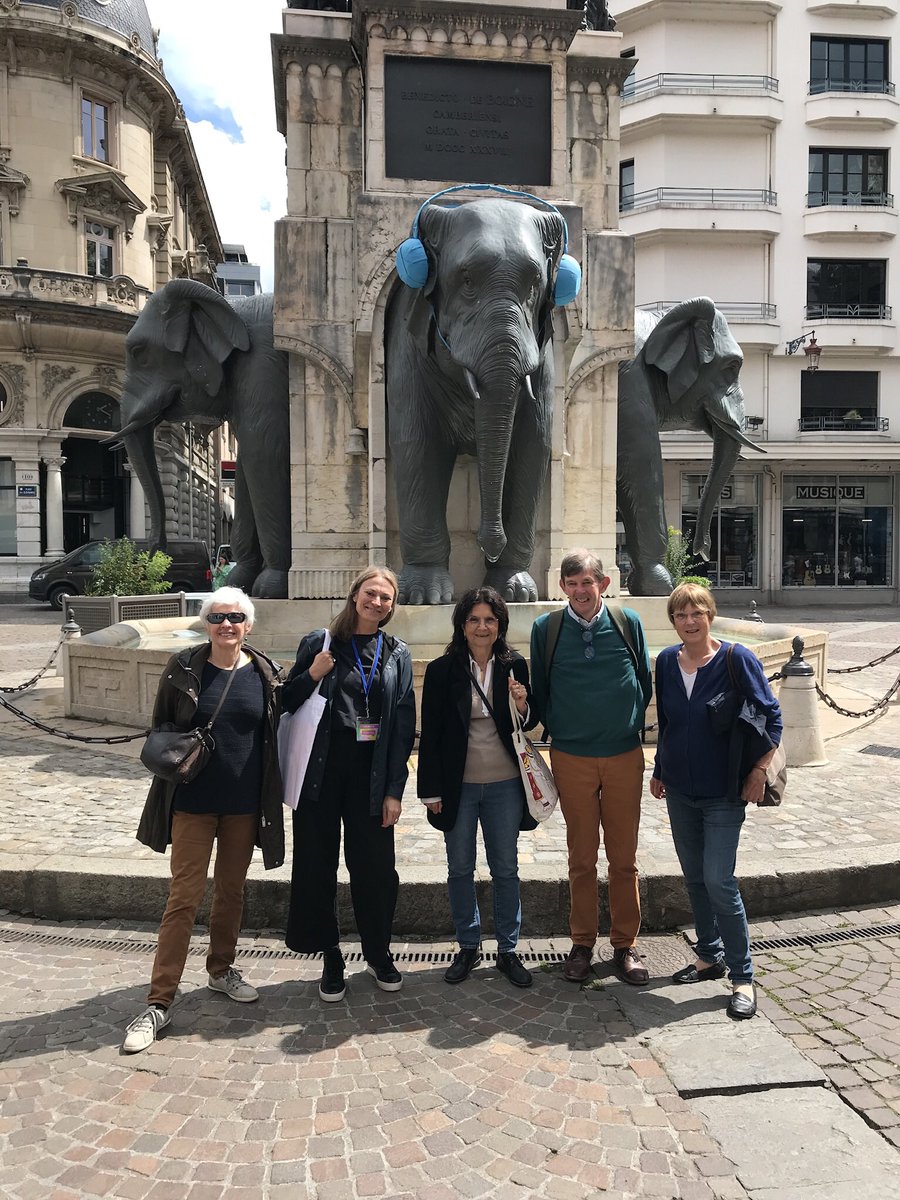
[582,629,595,660]
[207,612,246,624]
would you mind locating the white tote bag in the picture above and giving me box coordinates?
[508,692,559,823]
[279,631,331,810]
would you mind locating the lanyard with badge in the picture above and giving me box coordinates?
[351,633,383,741]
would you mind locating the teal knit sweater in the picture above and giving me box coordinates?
[530,606,652,757]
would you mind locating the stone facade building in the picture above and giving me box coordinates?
[0,0,223,594]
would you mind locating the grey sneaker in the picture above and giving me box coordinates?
[122,1005,170,1054]
[208,967,258,1003]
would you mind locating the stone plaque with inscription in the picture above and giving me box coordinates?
[384,57,551,186]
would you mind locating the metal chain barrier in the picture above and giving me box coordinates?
[0,631,66,694]
[828,643,900,674]
[815,670,900,721]
[0,692,148,743]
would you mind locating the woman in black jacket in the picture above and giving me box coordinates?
[418,587,536,988]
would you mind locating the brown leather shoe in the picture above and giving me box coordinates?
[613,946,649,986]
[562,944,594,982]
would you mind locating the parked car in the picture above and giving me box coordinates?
[29,539,212,609]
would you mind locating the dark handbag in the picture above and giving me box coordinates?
[140,661,240,785]
[724,645,787,807]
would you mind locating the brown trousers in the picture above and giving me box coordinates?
[549,745,644,950]
[148,811,257,1009]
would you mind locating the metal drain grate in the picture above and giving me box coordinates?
[0,927,567,964]
[860,744,900,759]
[751,922,900,953]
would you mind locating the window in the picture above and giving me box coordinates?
[85,221,115,277]
[800,371,880,431]
[807,258,887,319]
[223,280,257,297]
[810,37,890,94]
[680,474,760,588]
[81,95,110,162]
[783,475,893,587]
[620,160,634,212]
[0,459,14,555]
[808,148,889,206]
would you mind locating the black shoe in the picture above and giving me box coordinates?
[319,947,346,1002]
[497,952,533,989]
[727,984,757,1020]
[366,957,403,992]
[444,948,482,984]
[672,960,727,985]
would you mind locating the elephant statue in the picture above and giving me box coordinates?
[386,197,566,604]
[114,279,290,598]
[617,297,762,596]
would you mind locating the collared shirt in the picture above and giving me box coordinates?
[566,600,604,630]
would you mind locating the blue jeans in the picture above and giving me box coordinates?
[443,778,523,953]
[665,789,752,984]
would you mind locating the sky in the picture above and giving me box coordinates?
[144,1,287,291]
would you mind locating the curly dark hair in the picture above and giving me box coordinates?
[445,587,514,662]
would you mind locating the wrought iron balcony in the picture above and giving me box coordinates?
[637,301,777,320]
[805,303,892,320]
[807,191,894,207]
[809,78,896,96]
[623,73,779,101]
[624,188,777,212]
[798,415,890,432]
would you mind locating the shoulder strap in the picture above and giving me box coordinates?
[725,643,738,691]
[605,603,641,676]
[202,660,241,732]
[543,607,566,686]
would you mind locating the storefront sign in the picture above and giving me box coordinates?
[795,485,865,501]
[16,485,37,498]
[695,485,732,500]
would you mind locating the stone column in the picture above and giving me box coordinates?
[42,456,66,558]
[125,463,146,540]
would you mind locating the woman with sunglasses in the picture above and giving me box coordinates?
[417,587,536,988]
[283,566,415,1002]
[124,587,285,1053]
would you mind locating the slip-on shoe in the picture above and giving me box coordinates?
[727,985,757,1020]
[672,960,727,985]
[444,948,481,984]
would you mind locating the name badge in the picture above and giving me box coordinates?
[356,719,380,742]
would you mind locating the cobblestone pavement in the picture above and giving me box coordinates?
[751,901,900,1151]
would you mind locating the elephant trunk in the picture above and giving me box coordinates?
[122,423,167,549]
[692,422,743,560]
[473,361,522,563]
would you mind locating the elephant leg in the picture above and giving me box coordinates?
[617,387,673,596]
[224,461,263,593]
[391,433,456,605]
[235,409,291,601]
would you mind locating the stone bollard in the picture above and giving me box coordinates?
[56,599,81,680]
[778,635,827,767]
[747,600,764,623]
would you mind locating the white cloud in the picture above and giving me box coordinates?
[144,0,286,290]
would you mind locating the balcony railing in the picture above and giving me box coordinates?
[805,303,892,320]
[637,301,777,320]
[798,416,890,432]
[624,188,777,212]
[807,191,894,207]
[809,78,896,96]
[623,73,779,101]
[0,266,149,313]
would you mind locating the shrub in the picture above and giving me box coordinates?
[679,574,713,588]
[87,537,173,597]
[664,527,711,589]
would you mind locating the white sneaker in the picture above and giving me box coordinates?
[122,1005,170,1053]
[207,966,258,1003]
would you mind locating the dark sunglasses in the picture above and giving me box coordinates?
[207,612,246,625]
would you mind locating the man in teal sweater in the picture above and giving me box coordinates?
[531,549,652,984]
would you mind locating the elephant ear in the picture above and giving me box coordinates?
[418,203,455,298]
[642,296,717,402]
[161,279,251,396]
[535,210,566,348]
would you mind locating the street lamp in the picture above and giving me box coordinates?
[785,331,822,371]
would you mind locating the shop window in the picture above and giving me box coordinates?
[808,148,889,207]
[0,459,15,555]
[85,220,115,277]
[680,474,759,588]
[81,95,111,163]
[620,160,635,212]
[810,36,890,95]
[799,370,880,432]
[806,258,887,320]
[782,474,893,587]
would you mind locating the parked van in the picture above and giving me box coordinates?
[29,539,212,609]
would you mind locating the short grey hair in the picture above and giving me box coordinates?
[559,548,606,583]
[199,586,255,627]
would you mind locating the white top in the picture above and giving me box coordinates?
[678,662,697,699]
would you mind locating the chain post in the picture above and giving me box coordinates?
[57,596,81,679]
[779,636,827,767]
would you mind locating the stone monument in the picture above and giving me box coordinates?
[271,0,634,601]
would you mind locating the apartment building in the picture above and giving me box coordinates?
[0,0,224,594]
[615,0,899,605]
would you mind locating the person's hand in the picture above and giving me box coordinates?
[424,800,443,814]
[309,649,336,682]
[741,768,766,806]
[649,777,666,800]
[382,796,402,828]
[508,676,528,715]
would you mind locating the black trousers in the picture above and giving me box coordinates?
[285,730,398,963]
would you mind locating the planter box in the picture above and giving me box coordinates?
[64,593,187,635]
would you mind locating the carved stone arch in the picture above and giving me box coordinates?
[276,335,353,422]
[358,250,400,332]
[47,373,117,431]
[387,23,409,40]
[450,28,469,45]
[0,363,25,427]
[409,25,429,43]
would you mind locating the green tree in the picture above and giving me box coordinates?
[86,537,173,597]
[665,526,710,589]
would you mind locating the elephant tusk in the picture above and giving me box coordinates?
[464,369,481,402]
[523,375,536,401]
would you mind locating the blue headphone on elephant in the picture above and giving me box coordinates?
[396,183,582,307]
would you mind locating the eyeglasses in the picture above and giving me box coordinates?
[582,629,595,660]
[465,616,499,627]
[207,612,246,624]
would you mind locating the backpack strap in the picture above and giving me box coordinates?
[605,603,638,673]
[543,607,565,687]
